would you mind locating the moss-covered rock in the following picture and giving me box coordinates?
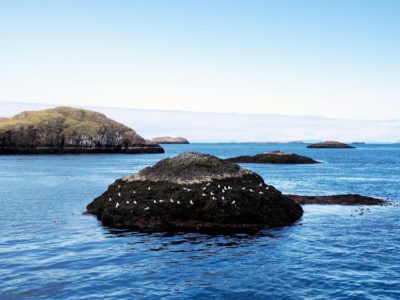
[307,141,354,149]
[86,152,303,234]
[226,151,319,164]
[0,107,164,154]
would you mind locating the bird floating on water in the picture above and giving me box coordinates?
[115,202,120,208]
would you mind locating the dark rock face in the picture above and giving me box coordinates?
[87,152,303,234]
[0,107,164,154]
[226,151,319,164]
[307,141,354,149]
[151,136,189,144]
[287,194,385,205]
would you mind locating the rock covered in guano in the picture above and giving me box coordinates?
[86,152,303,233]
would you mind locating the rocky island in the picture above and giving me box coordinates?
[287,194,386,205]
[0,107,164,154]
[86,152,303,233]
[225,151,319,164]
[151,136,189,144]
[307,141,354,149]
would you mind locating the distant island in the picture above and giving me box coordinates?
[307,141,354,149]
[0,107,164,154]
[226,151,319,164]
[151,136,189,144]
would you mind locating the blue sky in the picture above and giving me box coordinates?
[0,0,399,119]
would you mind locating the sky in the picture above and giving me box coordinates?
[3,102,400,143]
[0,0,399,120]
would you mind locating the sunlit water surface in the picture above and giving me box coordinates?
[1,144,400,299]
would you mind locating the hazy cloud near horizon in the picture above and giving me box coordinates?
[1,102,399,143]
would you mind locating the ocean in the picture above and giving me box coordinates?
[1,143,399,299]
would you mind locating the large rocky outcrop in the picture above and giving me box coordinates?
[0,107,164,154]
[86,152,303,234]
[307,141,354,149]
[151,136,189,144]
[226,151,319,164]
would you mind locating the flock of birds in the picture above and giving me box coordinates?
[107,182,273,212]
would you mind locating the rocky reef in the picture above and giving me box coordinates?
[87,152,303,234]
[0,107,164,154]
[226,151,319,164]
[307,141,354,149]
[287,194,385,205]
[151,136,189,144]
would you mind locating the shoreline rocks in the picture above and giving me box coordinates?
[86,152,303,234]
[307,141,354,149]
[226,151,319,164]
[287,194,386,205]
[0,107,164,154]
[151,136,189,144]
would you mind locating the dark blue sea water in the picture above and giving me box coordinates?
[1,144,400,299]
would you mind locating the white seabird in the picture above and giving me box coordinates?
[115,202,120,208]
[190,200,194,205]
[170,198,174,203]
[177,200,181,205]
[134,201,137,205]
[231,200,236,205]
[144,206,149,210]
[118,192,121,197]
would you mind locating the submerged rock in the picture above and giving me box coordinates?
[287,194,386,205]
[151,136,189,144]
[86,152,303,233]
[226,151,319,164]
[307,141,354,149]
[0,107,164,154]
